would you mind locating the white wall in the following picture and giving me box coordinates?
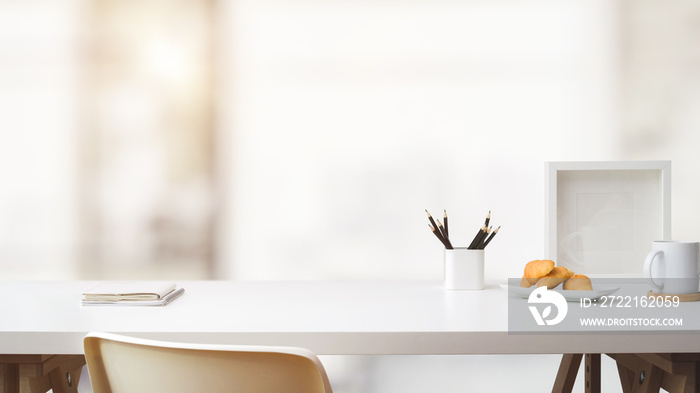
[219,0,620,281]
[0,0,81,280]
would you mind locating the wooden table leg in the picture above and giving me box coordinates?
[616,361,636,393]
[22,363,52,393]
[552,354,583,393]
[585,354,601,393]
[608,354,664,393]
[637,354,696,393]
[0,355,85,393]
[3,363,20,393]
[47,356,85,393]
[639,364,664,393]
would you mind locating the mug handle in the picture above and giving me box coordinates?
[644,250,664,292]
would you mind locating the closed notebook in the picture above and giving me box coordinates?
[83,282,177,301]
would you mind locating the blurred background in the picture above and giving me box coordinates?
[1,0,699,391]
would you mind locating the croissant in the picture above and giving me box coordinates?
[563,274,593,290]
[522,260,555,286]
[537,266,575,289]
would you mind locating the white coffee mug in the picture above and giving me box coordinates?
[643,241,700,294]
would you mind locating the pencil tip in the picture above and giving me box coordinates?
[425,209,432,217]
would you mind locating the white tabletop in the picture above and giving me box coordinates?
[1,280,699,355]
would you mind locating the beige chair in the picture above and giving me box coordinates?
[83,332,333,393]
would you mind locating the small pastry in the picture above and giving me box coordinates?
[563,274,593,290]
[537,266,575,289]
[523,260,555,285]
[520,276,534,288]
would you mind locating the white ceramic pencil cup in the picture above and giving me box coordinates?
[444,248,484,290]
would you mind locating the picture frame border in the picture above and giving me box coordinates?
[544,160,672,272]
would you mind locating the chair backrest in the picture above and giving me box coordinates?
[84,332,334,393]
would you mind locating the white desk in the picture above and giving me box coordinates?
[1,280,700,355]
[2,280,700,393]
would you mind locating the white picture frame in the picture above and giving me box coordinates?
[545,161,671,275]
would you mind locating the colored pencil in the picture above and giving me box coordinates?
[443,210,449,239]
[482,226,500,249]
[426,209,500,250]
[479,226,492,249]
[468,225,487,249]
[436,219,453,249]
[425,210,439,234]
[429,225,449,248]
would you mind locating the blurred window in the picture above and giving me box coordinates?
[80,0,216,279]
